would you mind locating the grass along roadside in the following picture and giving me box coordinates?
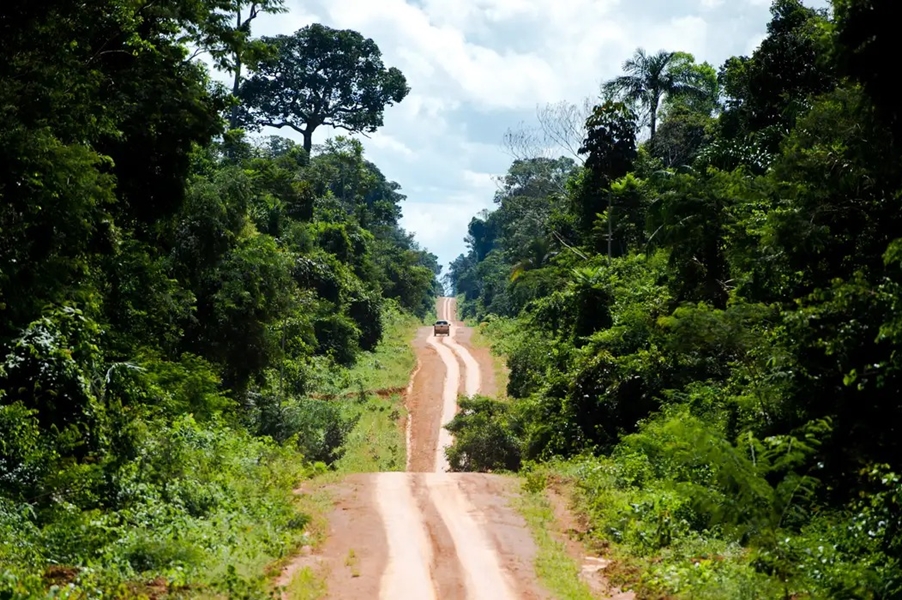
[340,306,422,395]
[273,306,425,597]
[282,567,327,600]
[457,301,513,399]
[468,321,510,399]
[515,484,598,600]
[334,306,423,472]
[270,480,332,600]
[333,393,405,473]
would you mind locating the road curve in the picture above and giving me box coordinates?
[375,297,521,599]
[443,307,480,399]
[294,297,531,600]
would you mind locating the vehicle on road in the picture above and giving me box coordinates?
[433,320,450,336]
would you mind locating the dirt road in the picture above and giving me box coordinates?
[274,297,638,599]
[285,297,549,599]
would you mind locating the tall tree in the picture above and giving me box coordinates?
[225,1,286,128]
[183,1,287,128]
[238,24,410,152]
[576,101,639,251]
[718,0,834,147]
[603,49,708,139]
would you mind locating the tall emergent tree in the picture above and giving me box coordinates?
[238,23,410,152]
[603,49,709,138]
[226,1,287,128]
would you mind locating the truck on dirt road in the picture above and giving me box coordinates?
[433,320,450,336]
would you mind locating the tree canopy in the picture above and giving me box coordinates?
[0,3,435,594]
[602,48,713,138]
[238,23,410,151]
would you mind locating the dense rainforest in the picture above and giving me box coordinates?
[0,0,439,595]
[447,0,902,597]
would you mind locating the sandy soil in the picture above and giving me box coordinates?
[450,321,499,399]
[277,297,607,599]
[407,327,445,472]
[425,335,459,472]
[279,474,387,600]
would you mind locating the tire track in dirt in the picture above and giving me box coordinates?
[446,322,480,399]
[425,333,460,472]
[431,296,478,468]
[406,327,444,472]
[424,472,520,599]
[282,297,548,600]
[375,473,436,599]
[419,298,522,598]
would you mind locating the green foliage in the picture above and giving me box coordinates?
[238,24,410,151]
[445,397,522,472]
[603,49,715,138]
[448,2,902,595]
[0,2,437,593]
[0,413,311,597]
[313,313,361,367]
[835,0,902,142]
[284,398,356,464]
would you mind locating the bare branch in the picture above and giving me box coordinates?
[536,98,593,163]
[186,47,206,62]
[502,121,546,162]
[322,120,373,138]
[551,230,589,260]
[502,98,594,164]
[259,120,308,135]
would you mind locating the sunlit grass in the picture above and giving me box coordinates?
[340,308,422,394]
[284,566,327,600]
[515,488,597,600]
[335,395,406,473]
[333,306,422,473]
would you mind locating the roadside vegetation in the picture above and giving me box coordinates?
[333,306,420,474]
[515,482,598,600]
[0,1,436,596]
[446,1,902,597]
[278,305,421,598]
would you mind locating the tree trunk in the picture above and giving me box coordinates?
[228,8,244,130]
[303,128,313,154]
[650,92,659,139]
[229,61,243,130]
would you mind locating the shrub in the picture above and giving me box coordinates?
[445,396,521,472]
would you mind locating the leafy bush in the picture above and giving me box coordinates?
[0,415,311,597]
[313,313,361,366]
[286,398,358,464]
[445,396,522,472]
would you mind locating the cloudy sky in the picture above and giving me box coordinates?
[211,0,829,277]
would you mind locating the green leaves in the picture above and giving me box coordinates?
[603,48,716,138]
[238,24,409,151]
[449,1,902,596]
[446,396,523,472]
[0,1,440,593]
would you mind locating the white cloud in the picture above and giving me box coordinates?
[367,132,416,160]
[226,0,829,272]
[462,170,498,190]
[745,33,767,55]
